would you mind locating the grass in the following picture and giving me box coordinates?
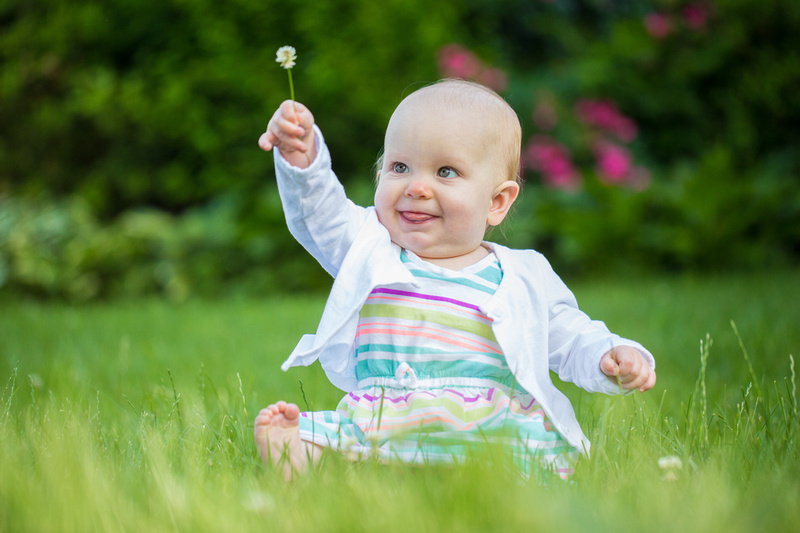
[1,268,799,532]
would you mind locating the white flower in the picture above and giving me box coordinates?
[658,455,683,470]
[275,46,297,69]
[658,455,683,481]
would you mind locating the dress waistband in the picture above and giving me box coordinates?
[356,362,523,394]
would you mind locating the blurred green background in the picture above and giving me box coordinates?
[2,0,798,301]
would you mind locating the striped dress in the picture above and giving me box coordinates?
[298,249,579,479]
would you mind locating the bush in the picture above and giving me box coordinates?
[0,191,327,301]
[1,0,798,300]
[0,0,455,216]
[447,0,800,273]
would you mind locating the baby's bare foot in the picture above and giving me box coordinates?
[254,401,307,480]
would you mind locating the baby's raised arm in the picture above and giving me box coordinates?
[258,100,317,169]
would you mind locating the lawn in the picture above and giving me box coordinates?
[1,268,799,532]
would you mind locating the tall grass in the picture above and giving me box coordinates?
[1,269,799,532]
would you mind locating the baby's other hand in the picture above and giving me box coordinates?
[258,100,316,167]
[600,345,656,392]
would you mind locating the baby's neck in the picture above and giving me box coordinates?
[409,245,491,271]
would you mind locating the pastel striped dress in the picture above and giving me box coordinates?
[298,250,579,479]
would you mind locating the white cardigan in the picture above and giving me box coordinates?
[273,126,655,452]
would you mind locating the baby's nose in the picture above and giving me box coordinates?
[405,176,432,198]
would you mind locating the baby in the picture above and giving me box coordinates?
[256,80,656,480]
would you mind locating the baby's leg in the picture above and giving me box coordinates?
[254,401,321,480]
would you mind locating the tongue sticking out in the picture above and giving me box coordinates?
[402,211,436,223]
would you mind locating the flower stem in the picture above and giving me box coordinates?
[285,67,309,165]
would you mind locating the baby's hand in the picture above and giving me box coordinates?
[600,346,656,392]
[258,100,316,168]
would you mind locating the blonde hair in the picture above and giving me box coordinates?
[375,79,522,185]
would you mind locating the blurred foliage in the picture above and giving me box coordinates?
[0,0,453,215]
[487,0,800,273]
[0,191,329,300]
[510,146,800,274]
[1,0,799,300]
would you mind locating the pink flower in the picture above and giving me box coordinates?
[575,99,618,130]
[683,3,709,30]
[524,135,582,190]
[574,99,638,142]
[644,12,673,39]
[437,44,508,92]
[478,67,508,92]
[612,116,639,143]
[438,44,481,79]
[524,136,563,170]
[595,142,632,183]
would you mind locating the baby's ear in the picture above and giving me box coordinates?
[487,181,520,226]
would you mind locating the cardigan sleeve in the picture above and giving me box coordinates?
[541,258,655,394]
[273,125,370,278]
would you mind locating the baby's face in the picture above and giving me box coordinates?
[375,97,510,267]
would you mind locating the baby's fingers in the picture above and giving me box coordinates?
[277,100,314,138]
[274,113,307,139]
[619,353,656,392]
[616,351,642,381]
[600,352,620,378]
[260,120,308,153]
[258,100,313,153]
[602,346,656,392]
[640,367,657,392]
[258,130,277,152]
[622,365,656,392]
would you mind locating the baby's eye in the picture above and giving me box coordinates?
[391,162,408,173]
[437,166,458,178]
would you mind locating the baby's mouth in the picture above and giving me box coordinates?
[400,211,437,223]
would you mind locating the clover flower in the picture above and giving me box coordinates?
[275,46,297,101]
[658,455,683,481]
[275,46,297,69]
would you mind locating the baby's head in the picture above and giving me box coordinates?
[377,80,522,184]
[374,79,522,267]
